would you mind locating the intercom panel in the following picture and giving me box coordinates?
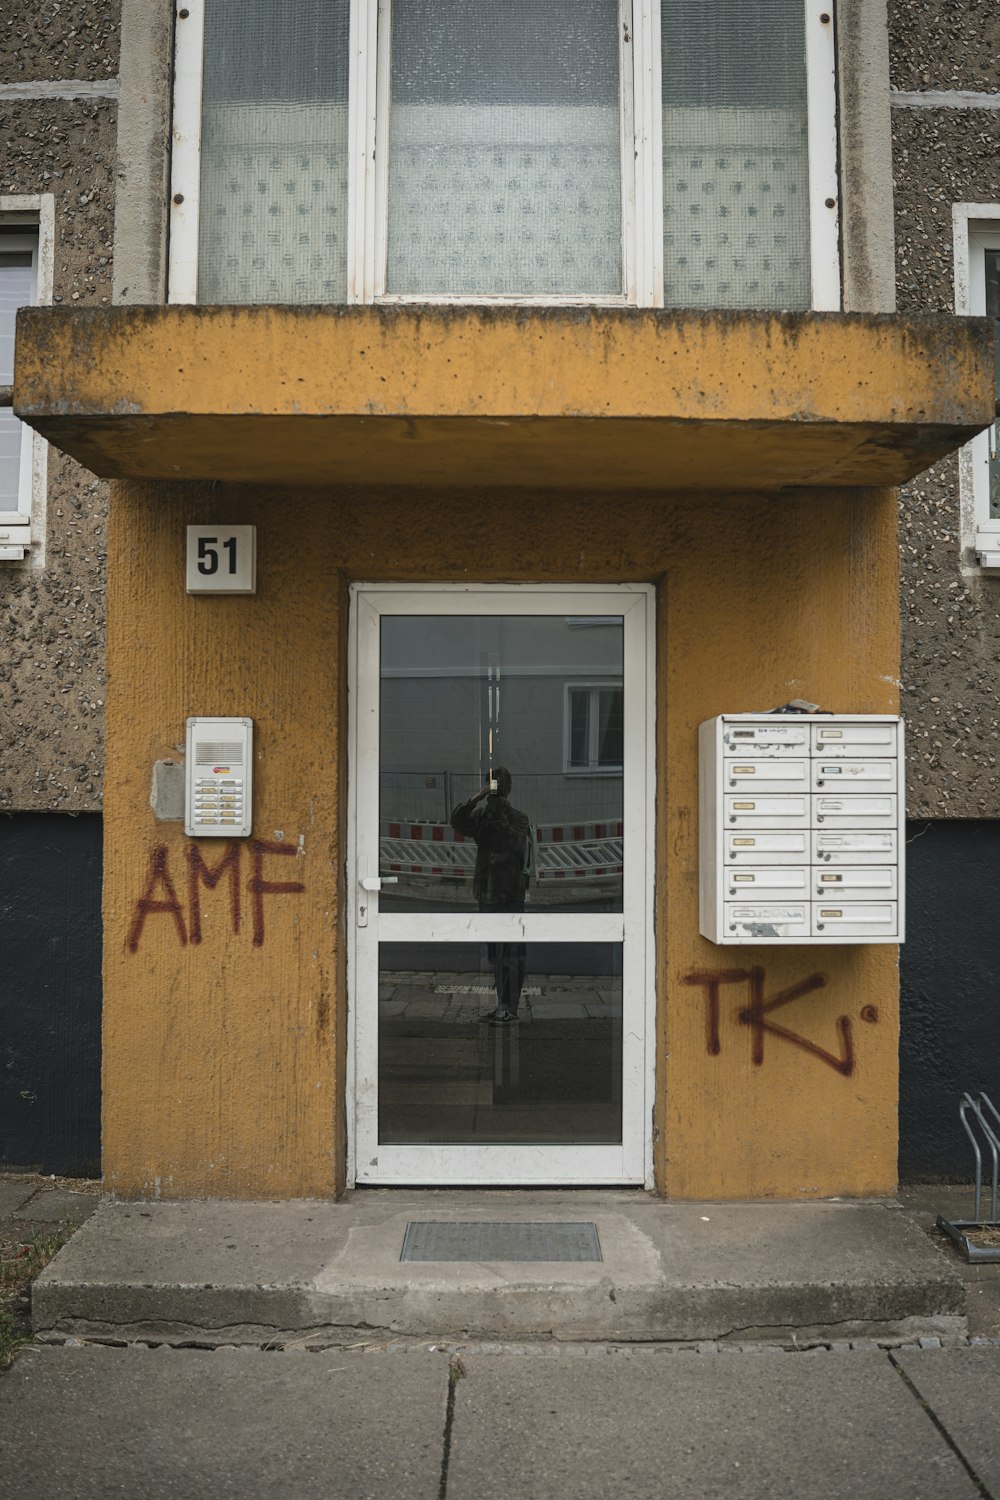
[185,717,253,837]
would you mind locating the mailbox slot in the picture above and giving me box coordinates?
[813,795,897,828]
[812,723,897,758]
[811,903,898,938]
[813,866,897,901]
[727,866,809,900]
[812,829,898,864]
[724,903,811,939]
[812,759,896,793]
[723,723,810,755]
[727,759,809,794]
[724,795,810,829]
[725,831,810,865]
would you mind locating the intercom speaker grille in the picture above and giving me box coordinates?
[195,741,244,763]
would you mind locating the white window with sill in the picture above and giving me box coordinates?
[565,683,625,774]
[169,0,839,312]
[0,198,52,565]
[954,206,1000,571]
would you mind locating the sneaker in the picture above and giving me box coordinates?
[487,1008,517,1027]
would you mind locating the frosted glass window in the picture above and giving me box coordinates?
[661,0,811,310]
[198,0,350,304]
[0,245,34,514]
[386,0,624,297]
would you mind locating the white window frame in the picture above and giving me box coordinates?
[563,681,625,775]
[0,196,53,566]
[953,204,1000,571]
[168,0,840,311]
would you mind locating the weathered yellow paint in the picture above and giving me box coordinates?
[104,481,899,1201]
[16,305,995,490]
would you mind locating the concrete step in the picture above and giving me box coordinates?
[32,1190,966,1348]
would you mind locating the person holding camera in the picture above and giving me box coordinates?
[450,767,534,1026]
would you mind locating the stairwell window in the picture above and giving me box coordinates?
[566,684,625,773]
[953,207,1000,570]
[169,0,839,309]
[0,200,52,565]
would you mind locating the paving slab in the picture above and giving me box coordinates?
[448,1350,978,1500]
[32,1191,965,1345]
[16,1190,99,1224]
[0,1346,447,1500]
[0,1181,37,1218]
[896,1347,1000,1494]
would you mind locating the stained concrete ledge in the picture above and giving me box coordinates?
[13,305,996,490]
[32,1191,965,1347]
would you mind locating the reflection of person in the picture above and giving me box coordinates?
[450,767,533,1026]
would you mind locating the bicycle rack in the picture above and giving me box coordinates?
[936,1091,1000,1263]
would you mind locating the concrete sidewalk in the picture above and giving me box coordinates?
[32,1189,966,1347]
[2,1340,1000,1499]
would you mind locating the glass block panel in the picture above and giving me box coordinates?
[379,942,623,1145]
[0,250,33,513]
[198,0,350,304]
[987,249,1000,520]
[386,0,623,297]
[661,0,812,310]
[380,615,624,913]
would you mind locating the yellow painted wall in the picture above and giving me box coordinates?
[104,482,899,1200]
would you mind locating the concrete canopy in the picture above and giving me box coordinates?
[12,305,996,491]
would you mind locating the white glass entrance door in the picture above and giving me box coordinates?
[349,586,653,1186]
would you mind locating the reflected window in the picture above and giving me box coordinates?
[566,684,624,772]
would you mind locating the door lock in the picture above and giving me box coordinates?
[357,873,398,928]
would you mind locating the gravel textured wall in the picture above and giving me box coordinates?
[888,0,997,93]
[892,96,1000,818]
[0,39,117,809]
[1,0,120,84]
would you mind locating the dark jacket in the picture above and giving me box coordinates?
[450,794,533,908]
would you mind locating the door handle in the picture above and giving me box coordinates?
[360,876,398,891]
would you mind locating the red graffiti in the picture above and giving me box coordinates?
[248,840,306,948]
[128,840,304,953]
[684,966,864,1078]
[682,969,750,1056]
[737,967,850,1074]
[127,845,187,952]
[187,841,241,944]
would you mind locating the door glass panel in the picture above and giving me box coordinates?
[379,615,624,913]
[379,942,623,1145]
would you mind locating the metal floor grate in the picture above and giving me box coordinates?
[400,1220,603,1263]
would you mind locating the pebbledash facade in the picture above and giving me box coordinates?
[6,0,996,1198]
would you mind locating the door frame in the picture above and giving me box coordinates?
[345,581,657,1188]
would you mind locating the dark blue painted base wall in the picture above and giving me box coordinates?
[900,819,1000,1182]
[0,812,102,1176]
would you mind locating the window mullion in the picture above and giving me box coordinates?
[805,0,840,310]
[348,0,381,302]
[631,0,663,307]
[371,0,392,299]
[167,0,205,304]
